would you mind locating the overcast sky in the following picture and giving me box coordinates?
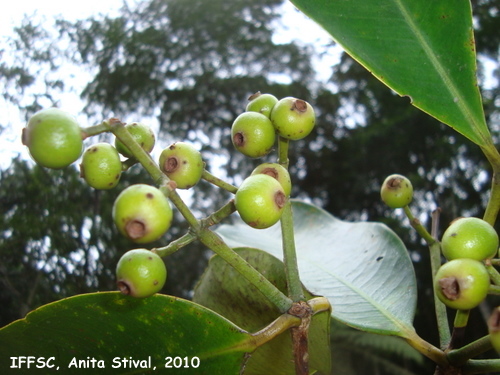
[0,1,339,170]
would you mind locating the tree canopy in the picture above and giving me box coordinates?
[1,0,500,373]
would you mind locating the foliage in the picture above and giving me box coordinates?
[2,0,500,374]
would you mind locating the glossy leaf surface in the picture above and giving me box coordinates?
[291,0,492,146]
[0,292,252,374]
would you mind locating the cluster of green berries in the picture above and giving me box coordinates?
[22,109,172,298]
[231,92,315,229]
[231,92,315,158]
[380,173,498,312]
[434,217,497,311]
[21,92,315,297]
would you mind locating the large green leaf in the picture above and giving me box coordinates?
[291,0,492,147]
[0,292,254,374]
[193,247,331,375]
[216,201,417,338]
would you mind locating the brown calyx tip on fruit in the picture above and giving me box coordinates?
[125,220,146,239]
[165,156,179,173]
[386,176,403,190]
[233,132,245,147]
[488,307,500,333]
[275,191,286,209]
[439,277,460,300]
[21,128,30,146]
[79,164,86,178]
[292,99,308,113]
[248,91,261,101]
[117,281,131,295]
[262,167,278,179]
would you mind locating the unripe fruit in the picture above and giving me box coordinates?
[22,108,83,169]
[231,112,276,158]
[251,163,292,197]
[159,142,203,189]
[434,258,490,310]
[80,143,122,190]
[488,307,500,353]
[270,97,315,140]
[441,217,499,261]
[235,174,287,229]
[116,249,167,298]
[113,184,173,243]
[380,174,413,209]
[246,92,278,118]
[115,122,155,158]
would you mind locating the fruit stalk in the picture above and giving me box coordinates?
[81,121,114,139]
[446,335,493,366]
[153,232,197,258]
[201,169,238,194]
[198,228,293,313]
[278,136,290,168]
[110,119,164,184]
[403,205,435,245]
[462,359,500,374]
[486,263,500,286]
[281,200,305,302]
[448,310,470,349]
[202,200,237,227]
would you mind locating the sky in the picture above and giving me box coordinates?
[0,0,340,170]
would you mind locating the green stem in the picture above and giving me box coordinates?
[454,309,470,328]
[202,169,238,194]
[448,310,470,350]
[202,200,237,227]
[198,228,293,313]
[162,187,201,230]
[121,158,139,171]
[403,205,435,245]
[481,144,500,226]
[236,313,301,352]
[486,263,500,286]
[307,297,331,314]
[427,208,451,349]
[462,359,500,374]
[109,119,165,184]
[488,284,500,295]
[80,121,113,139]
[405,331,448,368]
[152,232,197,258]
[446,335,493,366]
[490,258,500,267]
[280,200,304,302]
[277,136,290,168]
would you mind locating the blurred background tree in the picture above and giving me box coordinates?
[1,0,500,373]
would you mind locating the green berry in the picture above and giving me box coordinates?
[235,174,286,229]
[22,108,83,169]
[251,163,292,197]
[116,249,167,298]
[231,112,276,158]
[159,142,204,189]
[380,174,413,209]
[80,143,122,190]
[113,184,173,243]
[270,97,315,140]
[434,258,490,310]
[441,217,499,261]
[246,92,278,118]
[115,122,155,158]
